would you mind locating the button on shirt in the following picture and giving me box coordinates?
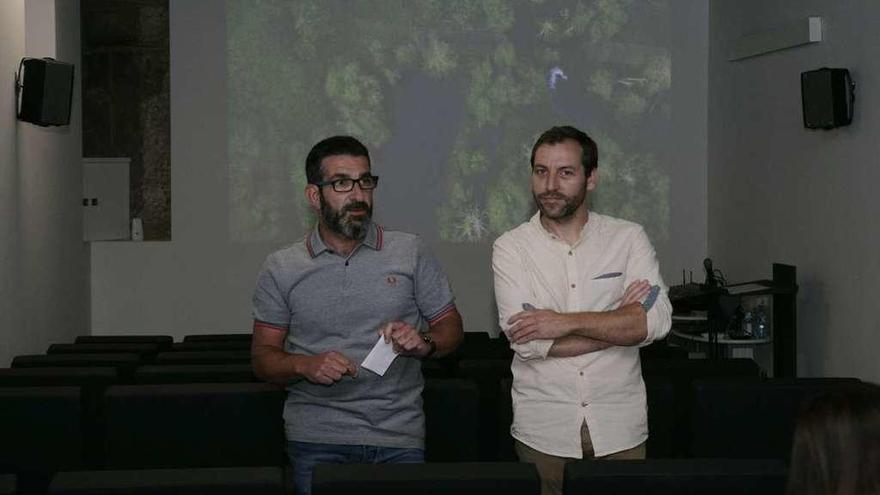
[492,212,671,457]
[252,222,456,449]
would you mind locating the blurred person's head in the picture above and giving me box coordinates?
[787,383,880,495]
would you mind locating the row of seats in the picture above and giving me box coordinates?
[33,460,789,495]
[1,376,866,472]
[7,349,697,385]
[0,357,763,460]
[0,379,483,489]
[18,332,688,367]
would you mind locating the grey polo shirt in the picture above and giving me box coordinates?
[252,222,456,449]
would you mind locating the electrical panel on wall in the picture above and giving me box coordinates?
[83,158,130,241]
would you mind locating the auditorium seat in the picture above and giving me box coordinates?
[0,386,84,493]
[563,458,787,495]
[11,354,141,381]
[455,359,512,460]
[47,343,161,360]
[154,350,251,365]
[453,332,513,360]
[421,359,453,379]
[642,359,762,457]
[422,379,480,462]
[103,383,285,469]
[0,474,15,495]
[642,358,762,380]
[643,376,677,458]
[0,367,117,387]
[183,333,252,343]
[497,378,515,461]
[170,341,251,352]
[690,377,864,459]
[312,462,540,495]
[75,335,173,351]
[48,466,285,495]
[0,367,118,467]
[134,364,256,384]
[639,341,689,361]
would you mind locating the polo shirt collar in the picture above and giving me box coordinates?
[305,221,384,258]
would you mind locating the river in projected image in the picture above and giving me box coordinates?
[227,0,671,245]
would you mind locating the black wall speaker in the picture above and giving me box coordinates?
[16,57,75,127]
[801,67,854,130]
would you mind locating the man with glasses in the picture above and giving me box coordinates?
[251,136,463,495]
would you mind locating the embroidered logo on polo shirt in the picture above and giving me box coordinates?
[386,275,398,287]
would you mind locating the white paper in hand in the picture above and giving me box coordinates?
[361,334,399,376]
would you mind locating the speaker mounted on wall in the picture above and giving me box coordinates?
[801,67,855,130]
[15,57,75,127]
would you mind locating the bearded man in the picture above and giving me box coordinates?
[492,125,671,495]
[251,135,463,495]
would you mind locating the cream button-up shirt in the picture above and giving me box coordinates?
[492,211,672,457]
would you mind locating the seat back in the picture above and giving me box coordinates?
[48,466,285,495]
[154,350,251,365]
[422,379,480,462]
[644,376,677,458]
[0,367,119,466]
[455,359,512,460]
[11,354,140,381]
[564,458,787,495]
[171,341,252,351]
[313,462,540,495]
[497,378,515,461]
[0,474,15,495]
[0,386,84,473]
[453,333,513,360]
[690,377,864,459]
[47,343,161,359]
[183,334,252,343]
[103,383,285,469]
[134,364,256,384]
[642,359,762,457]
[75,335,173,350]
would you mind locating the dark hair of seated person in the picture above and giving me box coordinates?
[786,383,880,495]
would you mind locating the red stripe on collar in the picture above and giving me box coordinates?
[305,233,315,258]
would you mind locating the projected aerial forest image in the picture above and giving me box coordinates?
[228,0,671,243]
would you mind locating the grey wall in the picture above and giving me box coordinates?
[709,1,880,382]
[0,0,89,366]
[90,0,708,340]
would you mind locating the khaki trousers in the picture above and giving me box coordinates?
[514,421,646,495]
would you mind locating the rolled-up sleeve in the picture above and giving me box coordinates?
[492,237,554,360]
[624,227,672,345]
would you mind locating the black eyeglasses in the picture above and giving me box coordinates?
[312,175,379,192]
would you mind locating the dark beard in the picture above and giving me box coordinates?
[533,191,584,220]
[320,196,372,241]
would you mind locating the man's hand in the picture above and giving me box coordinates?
[618,279,652,308]
[296,351,358,385]
[379,321,431,357]
[507,309,576,344]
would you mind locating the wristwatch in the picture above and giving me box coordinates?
[421,333,437,358]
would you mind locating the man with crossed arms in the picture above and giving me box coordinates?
[492,125,671,495]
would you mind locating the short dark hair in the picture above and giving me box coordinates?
[305,136,371,184]
[530,125,598,174]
